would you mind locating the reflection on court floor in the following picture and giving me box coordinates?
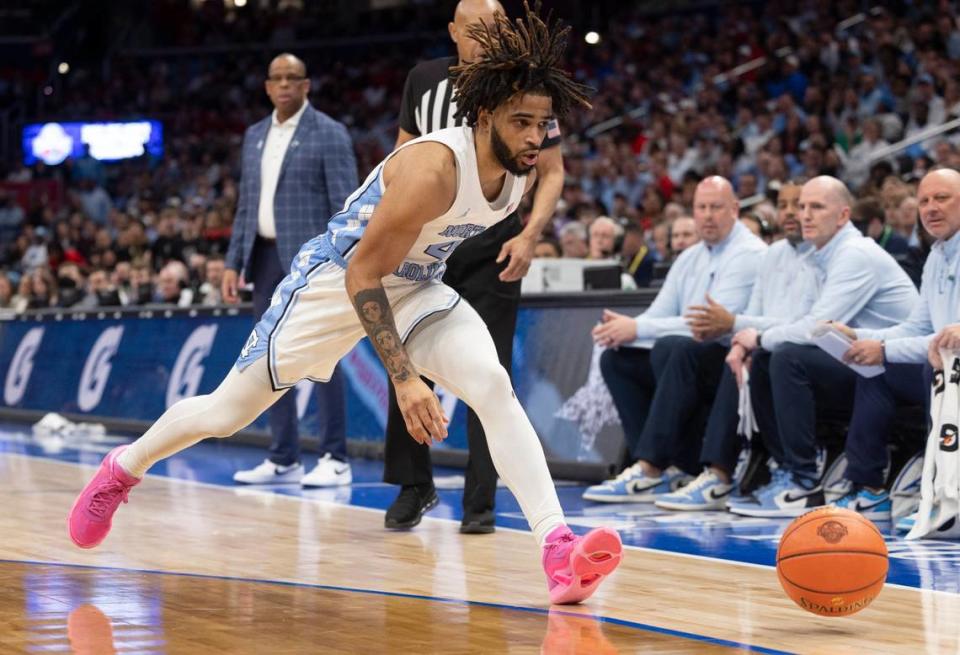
[1,422,957,653]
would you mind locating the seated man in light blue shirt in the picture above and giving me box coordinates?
[655,181,819,510]
[584,176,767,502]
[726,176,918,518]
[828,168,960,526]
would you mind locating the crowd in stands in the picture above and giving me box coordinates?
[4,2,960,312]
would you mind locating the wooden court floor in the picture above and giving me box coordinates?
[1,452,957,654]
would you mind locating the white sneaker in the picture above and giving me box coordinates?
[233,459,304,484]
[655,469,733,511]
[301,453,352,488]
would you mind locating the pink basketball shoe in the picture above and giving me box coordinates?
[68,446,140,549]
[541,525,622,605]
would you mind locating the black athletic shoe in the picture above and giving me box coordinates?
[384,484,438,530]
[459,509,495,534]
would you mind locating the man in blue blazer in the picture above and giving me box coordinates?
[224,53,359,487]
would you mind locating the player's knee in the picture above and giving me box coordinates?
[460,363,513,408]
[182,394,245,437]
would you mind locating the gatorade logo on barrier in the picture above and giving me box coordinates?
[166,325,219,408]
[4,327,45,406]
[77,325,125,412]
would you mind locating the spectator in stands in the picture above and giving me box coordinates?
[87,268,122,307]
[725,176,918,518]
[0,191,24,243]
[844,120,891,192]
[829,168,960,523]
[0,272,13,309]
[851,197,910,256]
[179,216,208,261]
[152,210,185,268]
[559,222,588,258]
[739,212,770,242]
[737,172,759,199]
[199,255,226,306]
[620,223,654,288]
[18,267,58,311]
[583,176,767,503]
[129,264,153,305]
[533,239,560,259]
[75,178,112,225]
[896,195,921,246]
[111,261,133,305]
[116,220,150,264]
[154,261,193,307]
[202,208,232,255]
[587,217,622,260]
[55,262,88,308]
[651,222,670,262]
[669,216,699,255]
[21,228,49,272]
[185,252,208,293]
[898,216,935,289]
[655,181,814,509]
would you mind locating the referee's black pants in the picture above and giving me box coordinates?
[382,215,522,515]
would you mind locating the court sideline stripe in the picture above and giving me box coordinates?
[0,557,794,655]
[6,450,956,598]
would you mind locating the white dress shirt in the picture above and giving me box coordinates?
[733,238,816,332]
[629,221,767,348]
[761,222,918,351]
[257,101,308,238]
[857,230,960,363]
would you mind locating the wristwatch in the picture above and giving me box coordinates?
[756,331,763,350]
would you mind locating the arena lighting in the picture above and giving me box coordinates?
[585,31,600,45]
[57,62,69,74]
[234,0,247,6]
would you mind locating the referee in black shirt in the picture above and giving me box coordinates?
[383,0,565,534]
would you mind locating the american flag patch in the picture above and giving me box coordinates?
[546,119,561,139]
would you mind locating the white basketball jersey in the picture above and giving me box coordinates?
[318,125,527,286]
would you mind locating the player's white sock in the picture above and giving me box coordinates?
[406,301,565,546]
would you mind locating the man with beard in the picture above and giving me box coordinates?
[726,176,917,518]
[382,0,566,534]
[654,181,818,509]
[68,5,623,606]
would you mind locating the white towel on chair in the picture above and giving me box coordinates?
[736,368,757,440]
[908,350,960,540]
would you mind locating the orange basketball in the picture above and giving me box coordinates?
[776,506,888,617]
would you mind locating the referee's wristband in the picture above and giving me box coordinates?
[880,340,886,364]
[757,331,763,350]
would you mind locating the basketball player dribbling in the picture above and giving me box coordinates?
[67,3,623,605]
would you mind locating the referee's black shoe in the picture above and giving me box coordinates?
[459,509,495,534]
[384,483,438,530]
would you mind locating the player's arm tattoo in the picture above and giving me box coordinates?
[351,287,415,383]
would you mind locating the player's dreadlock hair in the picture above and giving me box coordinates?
[451,1,592,127]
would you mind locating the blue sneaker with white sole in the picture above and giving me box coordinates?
[582,464,692,503]
[655,469,733,511]
[727,468,825,518]
[832,486,891,521]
